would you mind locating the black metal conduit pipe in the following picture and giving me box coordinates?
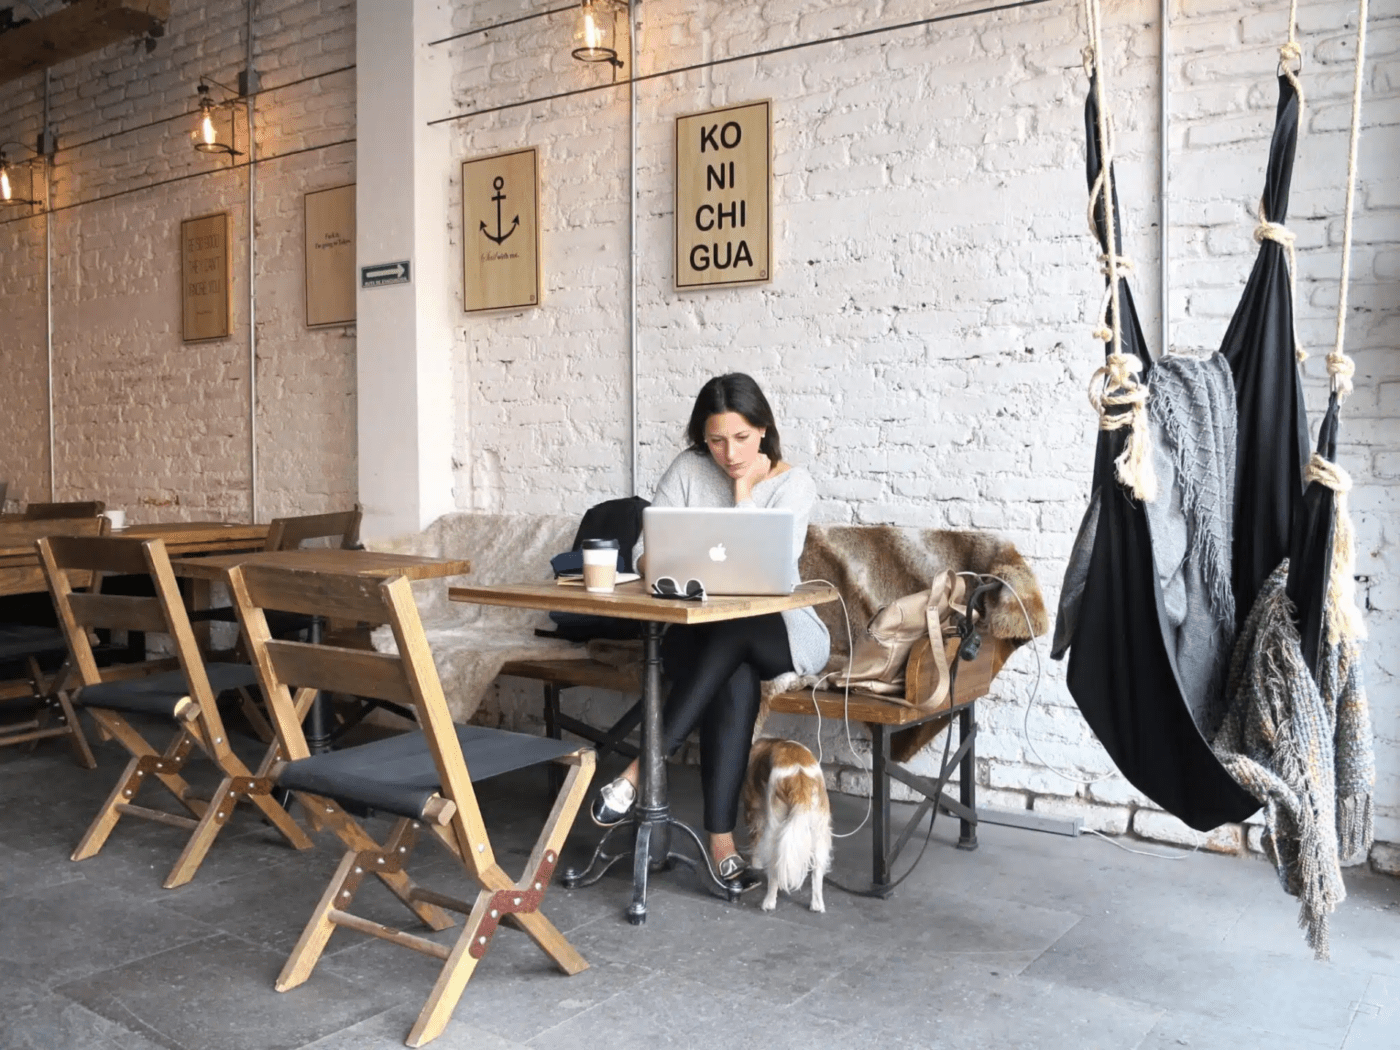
[0,137,357,227]
[427,0,1058,128]
[45,63,357,156]
[426,4,576,48]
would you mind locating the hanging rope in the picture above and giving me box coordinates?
[1081,0,1156,502]
[1255,0,1308,362]
[1307,0,1370,646]
[1303,455,1366,644]
[1327,0,1367,402]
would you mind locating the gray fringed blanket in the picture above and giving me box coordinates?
[1213,563,1375,959]
[1143,353,1238,732]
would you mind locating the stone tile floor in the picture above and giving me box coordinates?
[1,719,1397,1050]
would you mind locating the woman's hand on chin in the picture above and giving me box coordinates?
[733,453,772,504]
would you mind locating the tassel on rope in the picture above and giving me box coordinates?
[1088,351,1158,503]
[1304,454,1367,644]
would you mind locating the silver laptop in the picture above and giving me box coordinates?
[643,506,798,596]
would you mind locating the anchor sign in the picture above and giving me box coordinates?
[480,176,520,245]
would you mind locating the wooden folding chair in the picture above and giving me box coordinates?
[0,517,108,767]
[24,500,107,520]
[263,508,362,553]
[228,564,596,1048]
[37,535,313,888]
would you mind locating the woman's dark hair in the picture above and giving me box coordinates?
[686,373,782,462]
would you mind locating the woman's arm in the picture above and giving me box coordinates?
[633,453,693,570]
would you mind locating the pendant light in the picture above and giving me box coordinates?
[572,0,623,68]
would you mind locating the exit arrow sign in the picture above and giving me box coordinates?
[361,260,411,288]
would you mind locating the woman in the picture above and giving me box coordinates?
[590,373,830,887]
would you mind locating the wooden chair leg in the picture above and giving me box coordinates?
[164,774,235,888]
[55,690,96,769]
[309,799,454,931]
[91,710,206,817]
[71,753,144,861]
[511,910,588,975]
[406,892,493,1049]
[277,849,360,992]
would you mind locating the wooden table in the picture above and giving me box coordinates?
[449,578,837,924]
[171,547,469,582]
[0,520,270,596]
[175,548,470,753]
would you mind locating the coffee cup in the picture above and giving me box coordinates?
[581,538,620,593]
[102,509,126,531]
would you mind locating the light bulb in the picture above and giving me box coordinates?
[201,111,217,146]
[0,167,11,202]
[583,8,601,49]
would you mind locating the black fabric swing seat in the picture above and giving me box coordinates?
[75,662,259,717]
[276,724,580,821]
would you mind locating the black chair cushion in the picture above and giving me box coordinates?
[276,726,581,821]
[0,625,68,662]
[76,662,259,717]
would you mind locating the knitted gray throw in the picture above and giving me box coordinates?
[1213,563,1375,959]
[1143,353,1238,732]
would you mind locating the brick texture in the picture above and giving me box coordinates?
[0,0,357,522]
[445,0,1397,863]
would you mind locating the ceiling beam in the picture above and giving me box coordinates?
[0,0,171,87]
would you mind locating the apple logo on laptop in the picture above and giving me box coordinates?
[709,543,727,562]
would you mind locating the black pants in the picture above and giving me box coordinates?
[660,613,794,835]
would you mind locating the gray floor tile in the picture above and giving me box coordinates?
[1020,913,1371,1045]
[1342,973,1399,1050]
[1,977,169,1050]
[0,838,88,899]
[298,1006,531,1049]
[526,970,927,1050]
[796,949,1161,1050]
[1137,1009,1338,1050]
[320,930,652,1044]
[57,932,393,1050]
[0,878,218,988]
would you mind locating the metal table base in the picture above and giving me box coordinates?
[561,621,744,923]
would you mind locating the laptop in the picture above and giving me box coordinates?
[643,506,798,596]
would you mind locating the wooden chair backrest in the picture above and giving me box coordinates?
[0,516,108,594]
[24,500,107,520]
[228,564,492,874]
[37,536,231,742]
[264,509,362,553]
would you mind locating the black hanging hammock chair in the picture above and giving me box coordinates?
[1053,71,1314,832]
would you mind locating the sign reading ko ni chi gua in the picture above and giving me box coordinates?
[462,147,541,313]
[675,100,771,289]
[181,212,233,342]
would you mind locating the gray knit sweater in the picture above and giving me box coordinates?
[633,450,831,676]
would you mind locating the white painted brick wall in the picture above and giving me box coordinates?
[445,0,1398,865]
[0,0,357,521]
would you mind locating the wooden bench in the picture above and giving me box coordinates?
[764,635,1006,896]
[499,657,641,791]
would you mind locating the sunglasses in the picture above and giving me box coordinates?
[652,576,706,601]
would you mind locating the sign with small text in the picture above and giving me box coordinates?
[675,100,772,290]
[462,147,541,313]
[361,261,411,288]
[181,212,233,342]
[304,183,356,326]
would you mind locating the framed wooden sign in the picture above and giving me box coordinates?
[462,147,541,313]
[181,211,233,342]
[304,183,356,327]
[675,100,772,290]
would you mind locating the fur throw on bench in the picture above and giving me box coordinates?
[370,512,596,722]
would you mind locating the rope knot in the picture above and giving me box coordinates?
[1326,351,1356,398]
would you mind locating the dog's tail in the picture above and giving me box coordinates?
[767,768,833,893]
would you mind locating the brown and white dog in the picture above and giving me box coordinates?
[744,738,833,913]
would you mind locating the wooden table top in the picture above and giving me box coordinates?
[171,548,471,582]
[0,521,269,565]
[448,579,837,625]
